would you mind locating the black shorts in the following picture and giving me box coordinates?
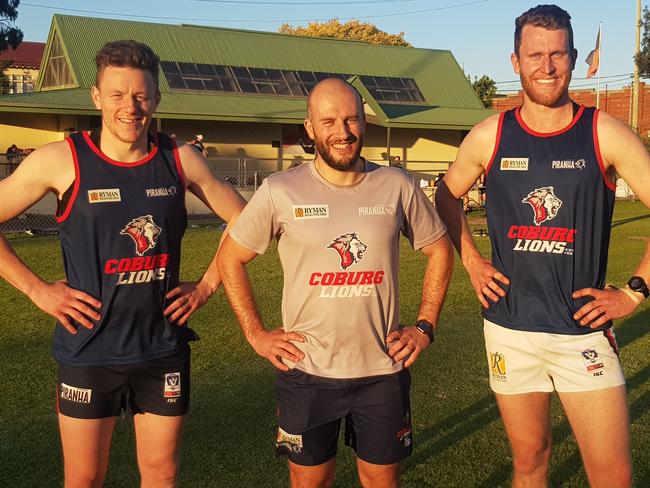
[56,346,190,419]
[274,368,412,466]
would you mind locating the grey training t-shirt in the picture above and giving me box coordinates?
[230,160,447,378]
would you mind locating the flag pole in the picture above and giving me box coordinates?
[596,21,602,108]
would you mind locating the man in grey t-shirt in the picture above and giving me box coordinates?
[218,78,453,488]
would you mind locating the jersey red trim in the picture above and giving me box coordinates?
[82,131,158,167]
[56,138,81,223]
[485,111,505,175]
[171,138,187,189]
[515,105,585,137]
[592,110,617,192]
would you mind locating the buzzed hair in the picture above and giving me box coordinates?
[95,40,160,88]
[306,78,364,119]
[514,4,574,56]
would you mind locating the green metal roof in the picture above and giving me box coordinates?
[0,14,493,129]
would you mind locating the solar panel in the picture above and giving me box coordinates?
[159,62,426,104]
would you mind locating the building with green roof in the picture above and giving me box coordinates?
[0,14,492,182]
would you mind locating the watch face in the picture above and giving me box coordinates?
[629,277,647,291]
[628,276,649,297]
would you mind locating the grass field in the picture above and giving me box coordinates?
[0,201,648,487]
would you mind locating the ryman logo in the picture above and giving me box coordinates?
[490,351,507,382]
[551,159,586,170]
[500,158,529,171]
[60,383,92,404]
[88,188,121,203]
[146,186,177,198]
[293,204,329,220]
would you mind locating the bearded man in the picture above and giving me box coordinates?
[435,5,650,487]
[217,77,453,488]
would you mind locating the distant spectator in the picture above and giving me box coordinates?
[391,155,404,169]
[170,133,177,141]
[5,144,22,174]
[188,134,207,156]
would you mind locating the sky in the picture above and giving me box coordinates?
[13,0,645,93]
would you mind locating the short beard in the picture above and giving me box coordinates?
[314,134,363,171]
[520,73,571,107]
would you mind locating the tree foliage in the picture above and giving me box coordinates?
[471,75,497,108]
[0,1,23,94]
[636,6,650,77]
[279,19,410,47]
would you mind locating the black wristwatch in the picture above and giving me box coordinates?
[415,319,435,344]
[627,276,649,299]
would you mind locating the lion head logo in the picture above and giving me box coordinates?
[522,186,562,226]
[120,215,162,256]
[328,232,367,270]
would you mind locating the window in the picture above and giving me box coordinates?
[6,74,35,94]
[41,32,75,90]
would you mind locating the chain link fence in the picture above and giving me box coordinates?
[1,154,455,235]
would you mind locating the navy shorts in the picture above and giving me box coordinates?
[274,368,412,466]
[56,346,190,419]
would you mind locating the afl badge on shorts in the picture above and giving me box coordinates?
[164,372,181,402]
[581,349,605,377]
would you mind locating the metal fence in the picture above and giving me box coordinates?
[0,154,453,235]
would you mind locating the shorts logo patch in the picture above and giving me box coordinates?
[293,204,329,220]
[490,351,507,381]
[581,349,605,376]
[60,383,92,404]
[164,372,181,399]
[88,188,121,203]
[500,158,528,171]
[396,412,412,448]
[276,427,303,453]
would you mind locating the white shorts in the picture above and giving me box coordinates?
[483,319,625,394]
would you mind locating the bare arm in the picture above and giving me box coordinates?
[163,143,247,324]
[0,141,101,333]
[217,234,304,371]
[435,114,510,308]
[573,112,650,327]
[386,234,454,367]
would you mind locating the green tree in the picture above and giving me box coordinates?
[636,6,650,77]
[472,75,497,108]
[0,0,23,93]
[279,19,410,47]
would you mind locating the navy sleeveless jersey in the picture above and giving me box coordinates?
[53,131,195,365]
[483,105,616,334]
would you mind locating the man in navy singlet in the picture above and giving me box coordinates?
[0,41,245,486]
[436,5,650,487]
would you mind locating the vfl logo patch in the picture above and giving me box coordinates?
[60,383,92,404]
[121,215,162,256]
[581,349,605,376]
[522,186,562,226]
[328,233,367,270]
[490,351,507,382]
[164,372,181,398]
[88,188,121,203]
[293,204,329,220]
[276,428,303,454]
[500,158,529,171]
[396,412,412,448]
